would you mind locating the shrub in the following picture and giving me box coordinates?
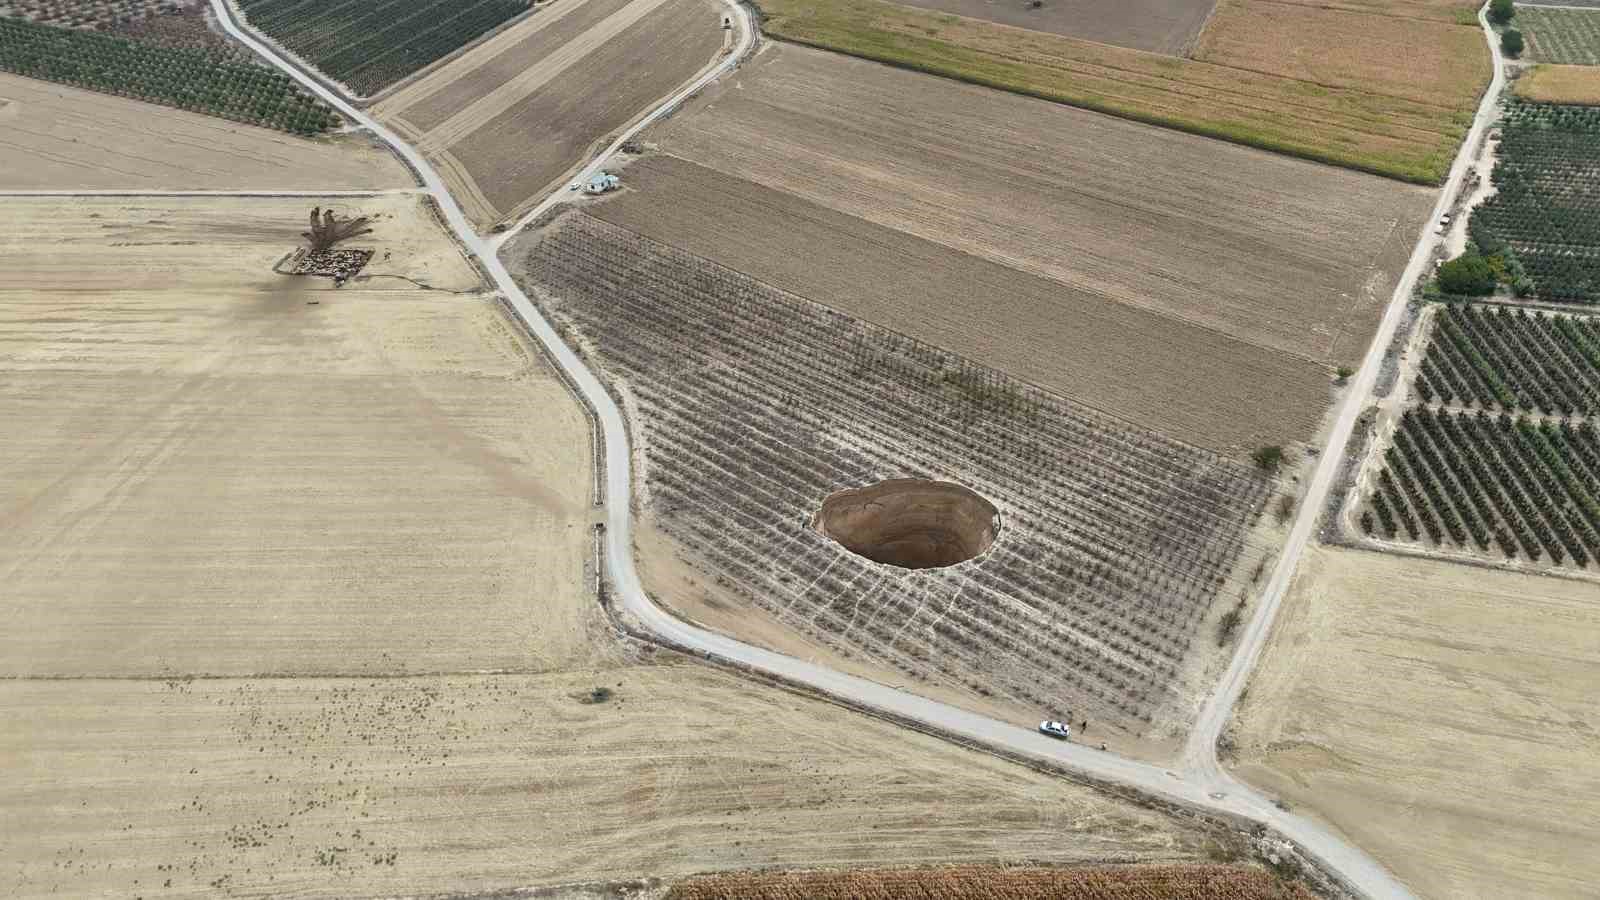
[1437,253,1497,295]
[1502,28,1524,58]
[1252,445,1285,473]
[1336,365,1355,384]
[1489,0,1514,25]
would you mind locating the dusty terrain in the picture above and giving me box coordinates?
[1229,545,1600,899]
[372,0,724,228]
[891,0,1216,54]
[0,73,411,190]
[1,196,1232,897]
[590,156,1329,453]
[647,44,1433,370]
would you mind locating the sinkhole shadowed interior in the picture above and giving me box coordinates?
[812,479,1000,569]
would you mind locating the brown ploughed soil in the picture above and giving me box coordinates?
[1229,545,1600,900]
[590,154,1334,454]
[0,73,411,191]
[889,0,1217,54]
[647,44,1433,370]
[374,0,724,228]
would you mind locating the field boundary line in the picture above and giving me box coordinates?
[0,189,426,197]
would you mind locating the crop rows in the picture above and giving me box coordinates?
[236,0,528,95]
[666,864,1315,900]
[523,213,1271,732]
[1519,6,1600,66]
[1468,100,1600,302]
[0,16,337,133]
[1414,304,1600,416]
[1360,407,1600,566]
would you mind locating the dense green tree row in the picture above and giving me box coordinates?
[237,0,528,95]
[1414,304,1600,416]
[1363,407,1600,566]
[0,16,338,134]
[1469,100,1600,302]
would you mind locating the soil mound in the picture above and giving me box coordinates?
[813,479,998,569]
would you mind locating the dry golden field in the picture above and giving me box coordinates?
[754,0,1484,182]
[372,0,724,227]
[0,73,411,190]
[0,196,1229,897]
[1514,64,1600,104]
[1230,545,1600,899]
[1192,0,1489,107]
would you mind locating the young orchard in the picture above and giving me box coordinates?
[521,214,1273,736]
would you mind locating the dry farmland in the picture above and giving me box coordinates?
[667,864,1315,899]
[1515,64,1600,104]
[1229,545,1600,900]
[1,666,1229,898]
[890,0,1216,54]
[372,0,724,228]
[1192,0,1488,108]
[634,44,1435,449]
[0,73,411,190]
[754,0,1483,182]
[0,195,1243,897]
[513,210,1278,751]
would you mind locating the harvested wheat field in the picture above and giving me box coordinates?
[373,0,725,228]
[0,194,597,677]
[890,0,1217,54]
[1192,0,1488,108]
[1229,545,1600,899]
[667,864,1314,899]
[1515,64,1600,105]
[0,73,411,191]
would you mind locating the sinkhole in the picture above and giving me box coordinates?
[812,479,999,570]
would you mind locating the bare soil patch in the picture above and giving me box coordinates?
[646,44,1434,370]
[1229,544,1600,900]
[889,0,1217,54]
[0,73,411,191]
[589,155,1333,453]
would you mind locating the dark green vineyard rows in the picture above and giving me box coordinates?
[0,16,337,133]
[237,0,528,95]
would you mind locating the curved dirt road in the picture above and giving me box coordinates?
[208,1,1505,896]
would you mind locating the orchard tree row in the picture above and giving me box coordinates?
[1468,100,1600,302]
[1413,304,1600,417]
[0,16,338,134]
[1362,407,1600,567]
[236,0,528,95]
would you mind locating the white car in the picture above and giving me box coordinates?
[1038,720,1071,740]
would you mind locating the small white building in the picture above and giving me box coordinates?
[583,172,620,195]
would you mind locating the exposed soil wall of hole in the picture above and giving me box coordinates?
[812,479,999,569]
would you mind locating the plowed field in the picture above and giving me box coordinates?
[373,0,724,228]
[891,0,1216,54]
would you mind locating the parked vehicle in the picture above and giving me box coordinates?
[1038,720,1071,740]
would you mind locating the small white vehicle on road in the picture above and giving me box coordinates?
[1038,720,1072,740]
